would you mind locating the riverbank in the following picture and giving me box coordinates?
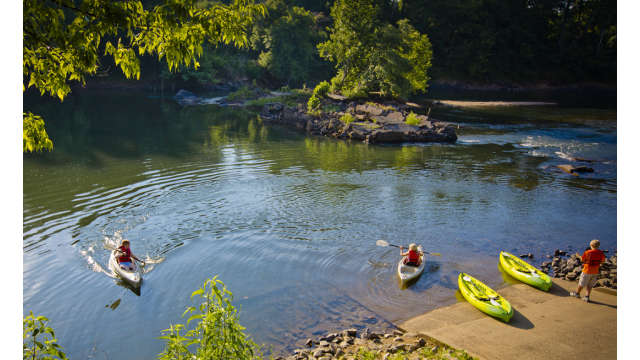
[399,278,616,360]
[280,327,476,360]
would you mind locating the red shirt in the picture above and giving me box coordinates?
[581,249,605,274]
[118,246,132,263]
[407,250,420,263]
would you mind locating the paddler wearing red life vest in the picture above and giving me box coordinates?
[400,243,423,267]
[117,239,141,271]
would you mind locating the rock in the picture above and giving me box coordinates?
[431,346,439,354]
[546,255,552,259]
[520,253,533,258]
[554,249,566,257]
[382,353,391,360]
[355,104,385,116]
[305,339,313,347]
[542,261,551,267]
[566,272,578,280]
[342,328,358,338]
[388,344,407,353]
[383,334,393,339]
[318,341,331,347]
[392,329,404,336]
[312,349,326,358]
[393,336,403,342]
[359,328,370,340]
[335,349,345,358]
[416,338,426,347]
[596,278,612,288]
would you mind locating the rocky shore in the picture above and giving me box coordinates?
[259,99,457,144]
[278,327,474,360]
[536,249,617,289]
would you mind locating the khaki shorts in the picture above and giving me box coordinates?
[579,272,599,288]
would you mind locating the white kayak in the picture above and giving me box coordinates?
[109,250,142,288]
[397,245,425,282]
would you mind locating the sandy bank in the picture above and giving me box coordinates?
[437,100,557,108]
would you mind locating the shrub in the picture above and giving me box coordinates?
[312,81,330,98]
[158,277,260,360]
[405,112,420,126]
[227,86,256,101]
[23,312,68,360]
[340,113,355,125]
[307,94,321,113]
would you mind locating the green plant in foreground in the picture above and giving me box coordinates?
[23,312,68,360]
[340,113,355,125]
[158,276,260,360]
[405,112,420,126]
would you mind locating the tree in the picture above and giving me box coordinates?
[317,0,432,99]
[251,0,329,87]
[23,0,266,152]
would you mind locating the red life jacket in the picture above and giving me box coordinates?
[118,246,132,263]
[407,250,420,263]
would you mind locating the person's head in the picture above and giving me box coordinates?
[409,243,418,251]
[122,239,130,248]
[590,239,600,249]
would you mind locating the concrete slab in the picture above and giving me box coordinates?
[398,279,616,360]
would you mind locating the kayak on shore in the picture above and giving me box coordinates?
[499,251,552,291]
[458,272,513,322]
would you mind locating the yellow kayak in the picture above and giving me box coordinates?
[499,251,552,291]
[458,272,513,322]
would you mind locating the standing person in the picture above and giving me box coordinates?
[400,243,423,267]
[570,239,606,302]
[117,239,142,271]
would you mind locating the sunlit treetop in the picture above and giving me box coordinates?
[23,0,266,152]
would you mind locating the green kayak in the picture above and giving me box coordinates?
[499,251,552,291]
[458,272,513,323]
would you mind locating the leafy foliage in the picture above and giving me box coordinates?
[405,112,420,126]
[23,0,266,152]
[339,113,354,125]
[23,312,68,360]
[307,94,321,113]
[312,81,330,98]
[158,276,260,360]
[251,0,330,87]
[317,0,432,99]
[23,113,53,152]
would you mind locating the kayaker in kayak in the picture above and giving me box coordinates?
[400,243,423,267]
[116,239,141,271]
[570,239,606,303]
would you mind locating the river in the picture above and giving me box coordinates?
[23,90,616,358]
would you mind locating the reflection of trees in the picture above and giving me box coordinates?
[24,91,569,193]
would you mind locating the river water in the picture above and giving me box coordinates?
[23,90,616,358]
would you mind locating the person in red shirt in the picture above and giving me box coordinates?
[400,243,423,267]
[570,239,606,303]
[116,239,141,271]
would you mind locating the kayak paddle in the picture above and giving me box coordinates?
[376,240,441,256]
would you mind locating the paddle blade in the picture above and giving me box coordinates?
[376,240,389,247]
[428,252,442,256]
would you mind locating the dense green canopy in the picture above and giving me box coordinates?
[318,0,432,98]
[23,0,266,152]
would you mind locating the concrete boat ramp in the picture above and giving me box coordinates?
[399,278,616,360]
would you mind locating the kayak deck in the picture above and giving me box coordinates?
[458,272,513,322]
[500,251,552,291]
